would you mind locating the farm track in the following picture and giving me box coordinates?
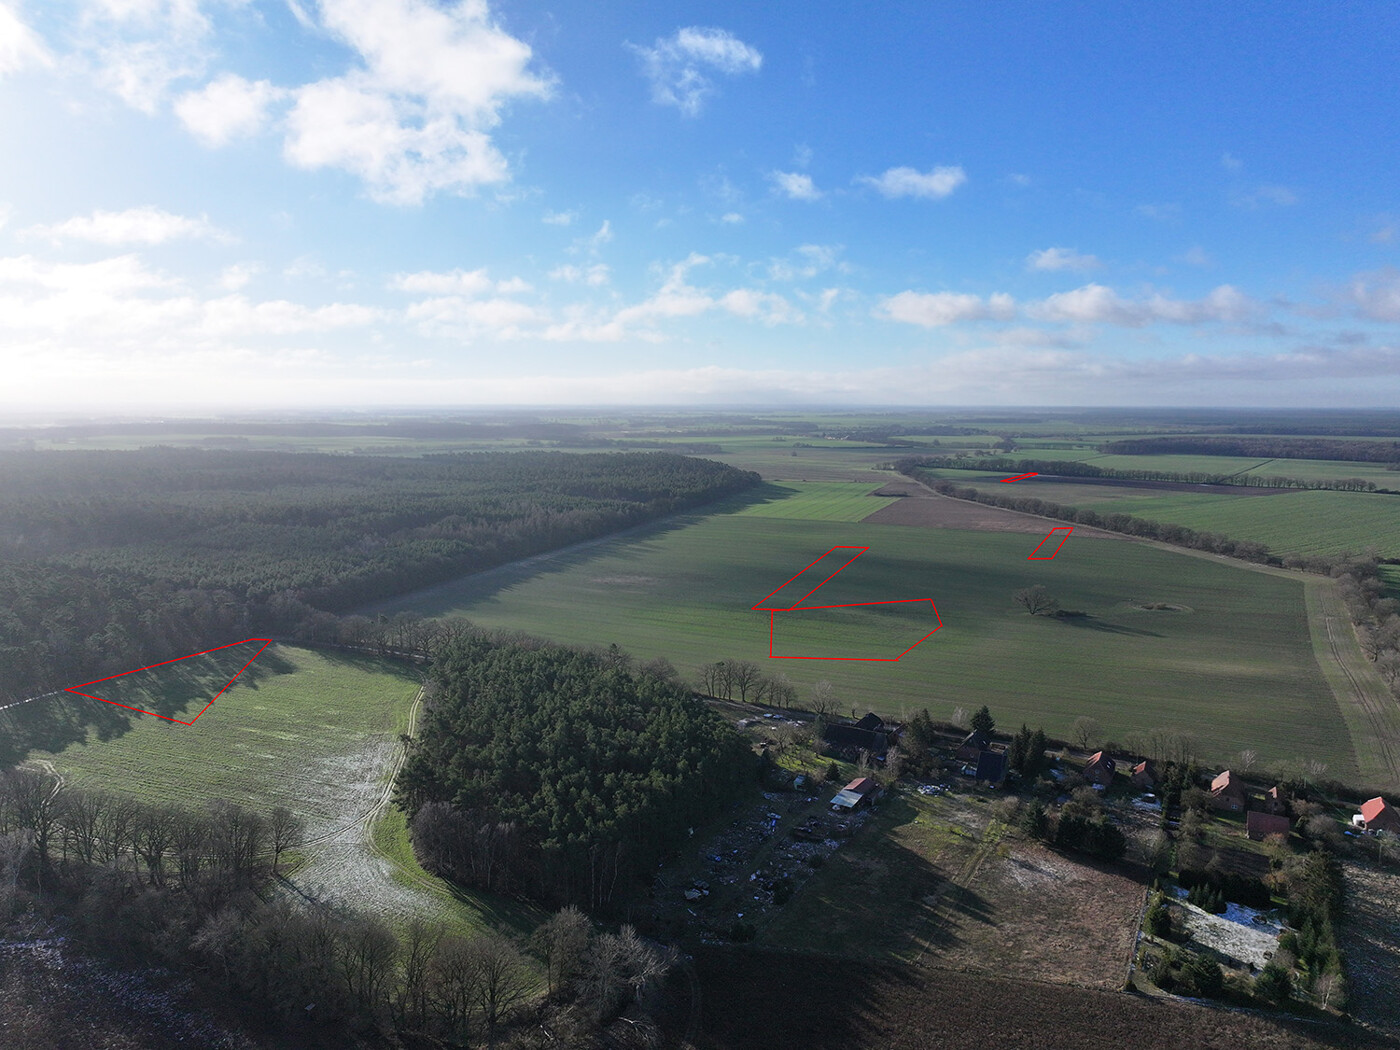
[1321,609,1400,786]
[911,820,1003,966]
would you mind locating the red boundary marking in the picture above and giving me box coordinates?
[753,547,941,661]
[64,639,273,725]
[1028,526,1074,560]
[1000,473,1040,482]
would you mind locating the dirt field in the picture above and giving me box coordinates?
[1341,858,1400,1036]
[683,945,1389,1050]
[862,490,1124,539]
[760,789,1144,990]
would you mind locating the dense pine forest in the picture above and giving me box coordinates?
[0,448,758,701]
[1097,436,1400,464]
[395,636,758,911]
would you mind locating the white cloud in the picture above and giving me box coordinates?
[1179,246,1212,267]
[629,26,761,116]
[876,290,1014,326]
[25,206,232,245]
[200,294,384,337]
[406,294,541,337]
[0,252,177,294]
[769,171,821,202]
[1221,152,1243,171]
[1234,184,1299,208]
[1135,203,1181,222]
[588,219,613,248]
[768,243,844,281]
[542,209,576,225]
[283,0,552,205]
[176,73,286,147]
[217,262,259,291]
[549,263,609,286]
[1005,173,1031,187]
[1028,283,1257,326]
[720,212,743,224]
[75,0,215,113]
[0,202,10,231]
[858,165,966,200]
[1026,247,1100,272]
[0,2,51,74]
[1346,268,1400,322]
[389,267,493,296]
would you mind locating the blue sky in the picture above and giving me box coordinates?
[1,1,1398,410]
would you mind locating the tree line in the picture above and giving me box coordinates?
[394,636,758,911]
[1096,435,1400,464]
[0,448,758,702]
[0,766,673,1047]
[895,454,1389,492]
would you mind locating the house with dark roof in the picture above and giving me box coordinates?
[1357,796,1400,833]
[955,730,991,763]
[1083,751,1116,788]
[1259,785,1288,815]
[975,749,1007,786]
[1130,759,1158,791]
[854,712,884,732]
[1210,770,1246,813]
[822,722,889,758]
[830,776,882,812]
[1246,811,1292,842]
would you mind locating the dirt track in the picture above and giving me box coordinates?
[861,489,1124,539]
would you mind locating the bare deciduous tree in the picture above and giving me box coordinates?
[472,932,530,1047]
[1014,585,1059,616]
[1070,716,1103,751]
[269,805,304,875]
[729,661,764,703]
[809,680,838,719]
[1238,748,1258,773]
[531,905,592,998]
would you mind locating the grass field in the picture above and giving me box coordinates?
[2,643,539,936]
[371,505,1370,781]
[732,481,897,521]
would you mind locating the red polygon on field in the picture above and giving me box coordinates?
[751,546,941,662]
[64,639,272,725]
[1027,526,1073,560]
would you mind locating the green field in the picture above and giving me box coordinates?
[2,643,539,936]
[371,504,1379,783]
[733,482,897,521]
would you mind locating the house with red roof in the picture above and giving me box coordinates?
[1210,770,1246,812]
[1083,751,1116,788]
[1357,796,1400,834]
[1130,759,1157,791]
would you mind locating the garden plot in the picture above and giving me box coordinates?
[1172,889,1286,970]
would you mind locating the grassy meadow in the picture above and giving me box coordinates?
[372,502,1371,782]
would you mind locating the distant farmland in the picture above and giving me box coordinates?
[372,500,1379,783]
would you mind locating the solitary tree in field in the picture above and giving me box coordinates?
[1070,716,1103,751]
[1237,748,1258,773]
[1014,585,1059,616]
[970,705,995,737]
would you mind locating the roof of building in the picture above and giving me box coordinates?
[1267,785,1284,800]
[1132,759,1154,775]
[1211,770,1242,795]
[1085,750,1114,770]
[831,789,864,810]
[822,723,888,754]
[975,750,1007,782]
[1246,811,1292,839]
[1361,796,1393,823]
[854,712,884,732]
[845,776,878,796]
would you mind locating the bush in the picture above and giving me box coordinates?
[1145,893,1173,938]
[728,921,756,943]
[1182,953,1225,998]
[1254,962,1292,1004]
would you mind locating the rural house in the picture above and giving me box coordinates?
[955,730,992,763]
[822,713,896,759]
[1356,796,1400,833]
[1246,811,1292,842]
[975,749,1007,786]
[1209,770,1246,812]
[1260,785,1288,815]
[1083,751,1116,788]
[1130,759,1157,791]
[830,776,881,812]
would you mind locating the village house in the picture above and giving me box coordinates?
[822,712,899,760]
[1209,770,1246,812]
[1356,796,1400,834]
[975,749,1007,786]
[1246,810,1292,842]
[1082,750,1116,788]
[830,776,881,812]
[1259,785,1288,815]
[1130,759,1157,791]
[955,730,992,764]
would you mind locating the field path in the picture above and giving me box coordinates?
[1307,583,1400,789]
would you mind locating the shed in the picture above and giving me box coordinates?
[1246,811,1291,842]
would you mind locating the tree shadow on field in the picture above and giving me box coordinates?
[355,483,785,616]
[0,641,294,770]
[1054,615,1162,638]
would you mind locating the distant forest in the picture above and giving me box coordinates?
[1098,436,1400,464]
[0,449,758,701]
[395,635,756,911]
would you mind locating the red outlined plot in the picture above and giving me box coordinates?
[1000,473,1040,482]
[64,638,272,725]
[752,546,941,661]
[1027,526,1073,560]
